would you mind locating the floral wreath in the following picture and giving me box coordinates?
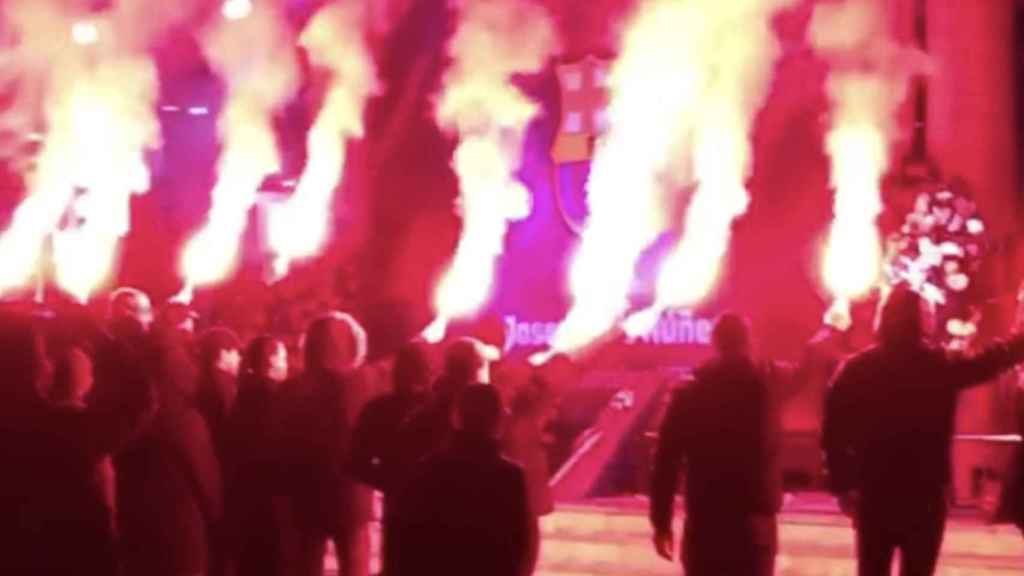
[883,181,988,346]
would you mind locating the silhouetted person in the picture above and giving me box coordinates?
[650,313,782,576]
[281,313,373,576]
[49,346,119,541]
[196,329,242,472]
[824,286,1024,576]
[387,338,492,575]
[394,338,491,476]
[0,313,153,576]
[116,342,223,576]
[101,287,154,350]
[197,327,243,462]
[393,384,531,576]
[350,341,433,574]
[91,287,155,409]
[196,327,242,576]
[155,300,199,354]
[226,336,293,576]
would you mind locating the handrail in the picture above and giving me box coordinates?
[639,433,1024,444]
[549,429,605,487]
[954,434,1022,444]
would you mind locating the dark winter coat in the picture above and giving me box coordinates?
[650,355,784,533]
[392,433,531,576]
[279,367,373,536]
[116,390,223,576]
[824,338,1024,515]
[224,377,294,576]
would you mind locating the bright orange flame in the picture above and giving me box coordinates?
[554,0,794,351]
[181,3,298,290]
[621,0,793,336]
[267,2,379,280]
[822,119,886,301]
[426,0,556,340]
[51,58,158,302]
[0,4,159,301]
[634,126,752,333]
[810,0,913,314]
[548,0,706,353]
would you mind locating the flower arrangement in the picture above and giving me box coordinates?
[884,182,987,346]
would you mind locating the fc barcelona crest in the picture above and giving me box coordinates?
[551,55,611,234]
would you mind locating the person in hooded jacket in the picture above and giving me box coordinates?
[392,338,490,477]
[196,327,243,457]
[824,285,1024,576]
[195,327,243,576]
[280,313,373,576]
[650,313,783,576]
[116,340,223,576]
[91,288,155,410]
[226,335,294,576]
[393,384,531,576]
[350,340,434,574]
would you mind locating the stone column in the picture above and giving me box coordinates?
[928,1,1020,238]
[926,0,1022,505]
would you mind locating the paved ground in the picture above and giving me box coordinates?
[321,494,1024,575]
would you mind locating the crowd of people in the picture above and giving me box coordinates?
[0,287,562,576]
[650,285,1024,576]
[6,282,1024,576]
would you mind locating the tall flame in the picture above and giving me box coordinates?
[820,78,888,302]
[551,0,792,353]
[0,1,161,301]
[424,0,557,342]
[180,3,299,292]
[548,0,705,353]
[266,2,380,280]
[811,0,914,324]
[624,0,794,335]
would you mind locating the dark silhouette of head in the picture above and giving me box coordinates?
[244,335,289,386]
[443,338,488,382]
[108,287,153,343]
[304,312,367,374]
[712,313,752,357]
[156,301,198,345]
[876,285,930,347]
[454,384,504,439]
[198,327,242,378]
[393,341,432,397]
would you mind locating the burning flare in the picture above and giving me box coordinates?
[266,2,380,280]
[551,0,792,352]
[811,0,915,324]
[424,0,557,342]
[547,0,704,353]
[180,2,299,292]
[624,0,794,336]
[820,82,888,323]
[0,1,161,301]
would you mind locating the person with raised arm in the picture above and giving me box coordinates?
[824,285,1024,576]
